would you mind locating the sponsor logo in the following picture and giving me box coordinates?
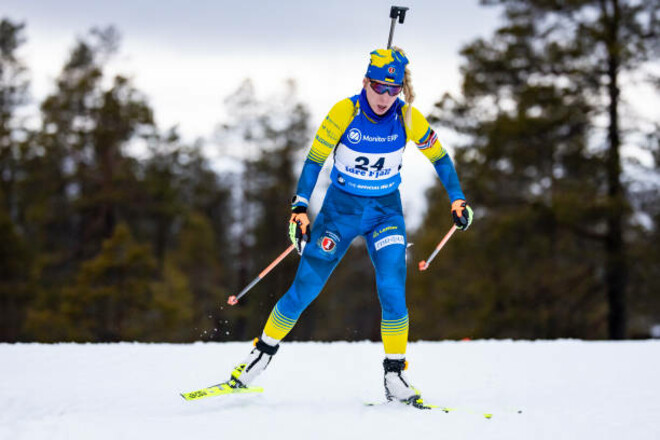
[347,128,362,144]
[345,181,397,191]
[373,225,398,238]
[321,237,336,252]
[361,134,398,142]
[344,166,392,179]
[318,231,341,254]
[388,67,395,74]
[374,234,405,251]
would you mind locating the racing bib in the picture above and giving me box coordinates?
[331,111,407,196]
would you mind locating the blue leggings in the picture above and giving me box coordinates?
[263,184,409,348]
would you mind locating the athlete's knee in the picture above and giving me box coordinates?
[278,255,335,315]
[375,268,406,315]
[375,261,405,291]
[277,289,308,319]
[381,297,408,320]
[296,253,338,290]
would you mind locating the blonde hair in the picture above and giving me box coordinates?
[392,46,415,129]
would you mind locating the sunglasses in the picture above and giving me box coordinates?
[369,80,403,96]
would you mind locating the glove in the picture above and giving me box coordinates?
[451,200,473,231]
[289,206,311,255]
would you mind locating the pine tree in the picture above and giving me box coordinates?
[0,18,33,341]
[20,27,162,341]
[0,18,29,219]
[412,0,658,339]
[215,79,317,339]
[139,129,235,340]
[25,223,194,341]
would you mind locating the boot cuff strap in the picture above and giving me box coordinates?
[256,339,279,355]
[383,358,406,372]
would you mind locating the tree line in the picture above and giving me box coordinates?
[1,0,658,342]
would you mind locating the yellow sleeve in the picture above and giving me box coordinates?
[402,104,447,165]
[306,98,356,164]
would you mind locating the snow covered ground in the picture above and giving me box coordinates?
[2,340,659,440]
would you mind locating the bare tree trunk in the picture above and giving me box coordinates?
[603,0,627,339]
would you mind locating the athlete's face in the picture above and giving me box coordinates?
[363,78,400,115]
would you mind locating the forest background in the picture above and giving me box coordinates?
[1,0,658,343]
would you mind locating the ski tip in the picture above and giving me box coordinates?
[365,399,436,410]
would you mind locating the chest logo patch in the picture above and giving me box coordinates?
[347,128,362,144]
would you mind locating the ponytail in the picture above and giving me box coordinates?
[392,46,415,129]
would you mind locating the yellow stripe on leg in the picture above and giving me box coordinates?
[381,315,409,355]
[263,305,298,341]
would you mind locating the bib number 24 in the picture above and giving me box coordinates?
[355,156,385,172]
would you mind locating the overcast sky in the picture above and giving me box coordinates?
[3,1,507,226]
[4,0,658,228]
[4,0,505,136]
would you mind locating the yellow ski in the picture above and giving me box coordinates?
[180,382,263,401]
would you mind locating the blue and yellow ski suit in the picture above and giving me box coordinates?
[262,89,465,355]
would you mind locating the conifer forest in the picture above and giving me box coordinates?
[1,0,658,343]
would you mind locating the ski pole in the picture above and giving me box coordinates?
[387,6,409,48]
[227,244,295,306]
[418,225,457,271]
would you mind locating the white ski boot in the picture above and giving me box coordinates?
[227,337,279,388]
[383,358,423,404]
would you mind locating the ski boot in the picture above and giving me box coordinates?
[383,358,430,409]
[227,337,279,388]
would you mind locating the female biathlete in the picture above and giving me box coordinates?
[225,47,472,408]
